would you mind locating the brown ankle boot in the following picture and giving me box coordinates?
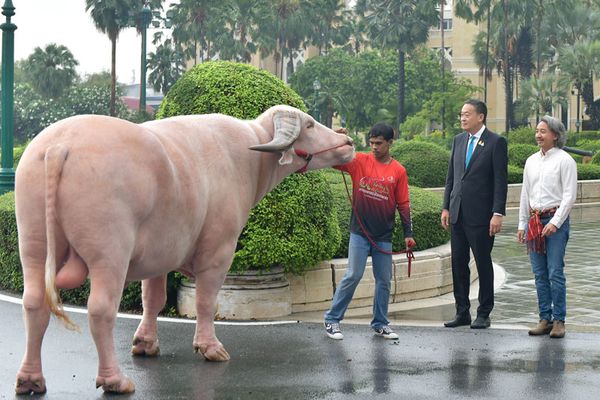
[528,319,553,336]
[549,320,565,338]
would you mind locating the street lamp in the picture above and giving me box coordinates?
[139,3,152,113]
[312,79,321,123]
[0,0,16,194]
[572,87,581,133]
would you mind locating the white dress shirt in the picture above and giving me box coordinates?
[518,147,578,230]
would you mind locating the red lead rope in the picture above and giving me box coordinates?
[341,172,415,277]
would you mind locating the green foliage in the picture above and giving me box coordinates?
[567,131,600,146]
[508,164,524,184]
[232,172,341,275]
[325,169,449,257]
[592,150,600,165]
[22,43,79,99]
[506,127,535,145]
[8,82,129,143]
[508,143,539,168]
[157,61,306,119]
[577,163,600,180]
[0,193,21,293]
[389,141,450,188]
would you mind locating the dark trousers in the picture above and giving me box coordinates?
[450,218,495,318]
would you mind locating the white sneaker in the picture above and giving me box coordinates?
[324,322,343,340]
[373,326,399,340]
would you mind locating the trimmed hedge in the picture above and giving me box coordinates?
[323,169,450,258]
[232,172,341,275]
[577,163,600,180]
[157,60,306,119]
[508,143,539,168]
[592,151,600,165]
[390,141,450,188]
[505,127,535,145]
[508,164,524,184]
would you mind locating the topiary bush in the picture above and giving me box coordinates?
[505,127,535,145]
[508,143,539,168]
[577,163,600,180]
[158,61,340,275]
[508,164,524,184]
[389,141,450,188]
[324,169,449,258]
[232,172,340,275]
[157,60,305,119]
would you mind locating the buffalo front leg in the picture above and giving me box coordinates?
[15,261,49,395]
[193,266,230,361]
[132,275,166,357]
[87,267,135,394]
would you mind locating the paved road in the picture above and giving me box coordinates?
[2,297,600,400]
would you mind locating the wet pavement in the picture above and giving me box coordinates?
[2,220,600,398]
[2,296,600,400]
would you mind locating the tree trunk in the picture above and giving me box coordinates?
[110,37,117,117]
[397,50,406,130]
[503,0,511,134]
[484,2,491,104]
[440,0,446,136]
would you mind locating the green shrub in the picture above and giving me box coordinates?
[158,61,342,276]
[508,143,539,168]
[232,172,341,275]
[505,127,535,145]
[573,139,600,153]
[592,151,600,165]
[577,163,600,180]
[325,170,449,258]
[567,130,600,146]
[157,61,306,119]
[508,164,524,184]
[389,141,450,188]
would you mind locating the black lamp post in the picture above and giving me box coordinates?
[312,79,321,123]
[0,0,16,195]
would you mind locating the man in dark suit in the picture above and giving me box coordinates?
[441,99,508,329]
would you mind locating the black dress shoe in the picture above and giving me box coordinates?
[470,316,491,329]
[444,315,472,328]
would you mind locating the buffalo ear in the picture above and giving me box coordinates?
[249,109,302,152]
[277,148,294,165]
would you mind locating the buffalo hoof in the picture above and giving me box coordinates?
[15,375,47,395]
[96,375,135,394]
[194,342,231,361]
[131,335,160,357]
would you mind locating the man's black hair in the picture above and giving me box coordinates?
[464,99,487,123]
[369,123,395,141]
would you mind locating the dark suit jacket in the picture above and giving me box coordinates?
[443,128,508,226]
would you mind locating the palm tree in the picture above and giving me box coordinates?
[555,40,600,129]
[23,43,79,99]
[517,74,568,121]
[306,0,349,56]
[218,0,266,63]
[170,0,224,64]
[85,0,134,116]
[147,38,186,94]
[357,0,439,128]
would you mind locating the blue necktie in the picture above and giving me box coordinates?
[465,135,477,168]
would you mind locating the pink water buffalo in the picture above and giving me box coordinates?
[14,105,354,394]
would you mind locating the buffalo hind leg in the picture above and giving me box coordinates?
[193,265,230,361]
[15,258,49,395]
[132,275,166,357]
[87,265,135,394]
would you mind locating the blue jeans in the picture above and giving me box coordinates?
[324,233,393,329]
[528,216,569,322]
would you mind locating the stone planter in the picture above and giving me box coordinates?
[177,266,292,320]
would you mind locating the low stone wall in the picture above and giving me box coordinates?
[287,243,477,314]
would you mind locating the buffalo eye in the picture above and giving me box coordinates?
[306,122,315,129]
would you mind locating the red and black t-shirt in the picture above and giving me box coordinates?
[335,152,413,242]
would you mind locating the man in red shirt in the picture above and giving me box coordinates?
[324,123,416,340]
